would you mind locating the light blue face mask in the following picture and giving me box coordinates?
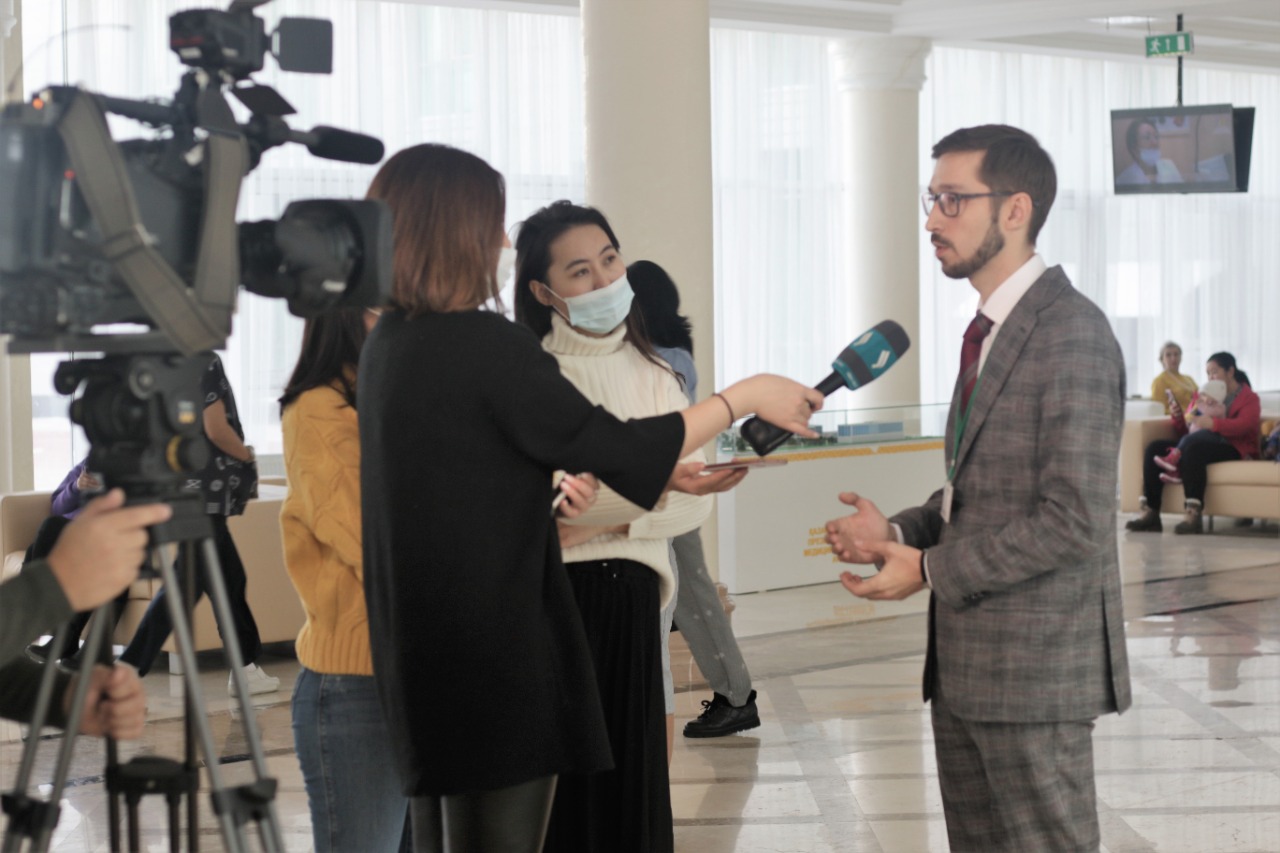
[1139,147,1162,167]
[547,273,634,335]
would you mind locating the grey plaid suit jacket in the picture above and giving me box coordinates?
[892,266,1131,723]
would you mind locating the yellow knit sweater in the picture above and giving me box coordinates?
[280,384,371,675]
[1150,371,1198,415]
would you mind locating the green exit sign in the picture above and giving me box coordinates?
[1146,33,1194,57]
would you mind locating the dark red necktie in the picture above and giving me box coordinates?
[959,312,994,413]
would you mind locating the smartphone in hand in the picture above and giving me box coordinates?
[702,458,788,472]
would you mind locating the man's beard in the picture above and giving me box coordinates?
[939,218,1004,280]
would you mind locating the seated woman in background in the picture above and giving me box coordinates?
[1150,341,1198,415]
[1127,351,1261,535]
[278,306,410,853]
[1151,379,1228,484]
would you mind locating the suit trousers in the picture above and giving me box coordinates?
[931,686,1099,852]
[670,529,753,706]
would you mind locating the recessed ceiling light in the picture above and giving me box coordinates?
[1088,16,1155,26]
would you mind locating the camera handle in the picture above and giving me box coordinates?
[0,503,284,852]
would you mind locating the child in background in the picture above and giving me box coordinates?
[1262,421,1279,462]
[1154,379,1228,484]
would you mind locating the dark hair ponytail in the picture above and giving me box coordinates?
[279,307,370,413]
[1207,351,1250,388]
[628,260,694,355]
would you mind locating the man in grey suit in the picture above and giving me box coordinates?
[825,125,1130,851]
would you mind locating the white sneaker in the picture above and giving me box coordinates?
[228,663,280,696]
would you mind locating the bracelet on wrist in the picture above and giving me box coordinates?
[713,392,736,427]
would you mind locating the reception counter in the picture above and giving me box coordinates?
[716,434,945,594]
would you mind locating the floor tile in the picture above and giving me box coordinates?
[3,518,1276,851]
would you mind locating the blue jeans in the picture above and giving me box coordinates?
[292,668,411,853]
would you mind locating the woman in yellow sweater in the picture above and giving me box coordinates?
[1151,341,1198,414]
[279,307,410,853]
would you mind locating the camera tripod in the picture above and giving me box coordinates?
[0,495,284,852]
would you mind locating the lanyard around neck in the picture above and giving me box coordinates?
[948,373,984,482]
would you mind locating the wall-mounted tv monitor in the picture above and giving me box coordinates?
[1111,104,1254,194]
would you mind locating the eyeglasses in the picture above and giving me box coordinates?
[921,191,1011,218]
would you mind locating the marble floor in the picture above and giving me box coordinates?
[2,516,1277,852]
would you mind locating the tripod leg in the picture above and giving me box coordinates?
[168,792,181,852]
[156,550,247,853]
[4,601,116,850]
[107,720,122,853]
[127,794,141,852]
[199,538,285,853]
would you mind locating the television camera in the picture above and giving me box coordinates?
[0,0,391,499]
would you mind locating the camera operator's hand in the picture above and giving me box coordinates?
[67,663,147,740]
[46,489,172,612]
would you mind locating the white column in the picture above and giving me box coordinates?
[0,0,33,494]
[580,0,723,574]
[830,37,930,407]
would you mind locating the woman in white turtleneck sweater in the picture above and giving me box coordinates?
[514,201,745,853]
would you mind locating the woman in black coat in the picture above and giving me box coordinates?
[357,143,822,853]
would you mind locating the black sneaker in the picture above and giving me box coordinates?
[26,638,80,662]
[683,690,761,738]
[26,640,56,662]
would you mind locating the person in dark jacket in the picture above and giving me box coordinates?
[357,143,821,853]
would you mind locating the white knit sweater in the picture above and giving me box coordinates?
[544,314,711,606]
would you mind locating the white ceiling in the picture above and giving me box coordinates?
[713,0,1280,73]
[477,0,1280,73]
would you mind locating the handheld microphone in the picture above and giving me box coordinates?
[739,320,911,456]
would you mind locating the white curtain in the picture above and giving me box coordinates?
[709,28,851,406]
[17,4,1278,487]
[21,0,583,487]
[918,47,1280,404]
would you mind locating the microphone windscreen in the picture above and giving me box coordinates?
[831,320,911,390]
[306,127,385,164]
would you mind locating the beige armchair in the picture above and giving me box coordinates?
[0,485,302,656]
[1119,418,1280,522]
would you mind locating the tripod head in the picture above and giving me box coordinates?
[56,353,221,547]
